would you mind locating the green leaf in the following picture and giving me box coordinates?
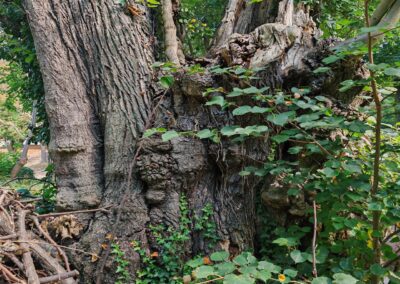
[332,273,358,284]
[159,76,174,89]
[215,262,236,275]
[233,106,252,116]
[312,277,332,284]
[210,251,229,262]
[162,130,179,141]
[288,146,302,154]
[370,264,386,276]
[290,250,308,264]
[283,269,297,278]
[223,274,255,284]
[368,202,382,211]
[255,270,272,282]
[272,134,290,143]
[384,67,400,77]
[258,261,281,273]
[323,55,341,65]
[143,127,166,138]
[314,67,331,74]
[196,129,214,139]
[233,252,257,266]
[273,237,298,247]
[186,257,205,268]
[194,265,216,279]
[320,167,339,178]
[206,96,226,108]
[267,111,295,126]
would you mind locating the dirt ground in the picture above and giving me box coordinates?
[26,146,48,179]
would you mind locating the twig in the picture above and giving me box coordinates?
[31,216,71,271]
[95,92,167,284]
[36,206,112,219]
[198,276,224,284]
[12,240,98,258]
[0,233,17,240]
[312,201,318,278]
[1,177,56,188]
[3,252,25,272]
[38,270,79,284]
[0,262,25,284]
[18,209,40,284]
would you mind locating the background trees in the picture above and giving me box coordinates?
[0,0,399,283]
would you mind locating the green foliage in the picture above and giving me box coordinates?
[133,195,218,284]
[111,242,131,284]
[0,151,18,177]
[0,0,48,143]
[179,0,227,56]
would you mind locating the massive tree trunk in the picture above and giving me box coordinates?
[23,0,366,282]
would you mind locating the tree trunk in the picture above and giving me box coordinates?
[23,0,366,283]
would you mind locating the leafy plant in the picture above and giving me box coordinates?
[111,242,131,284]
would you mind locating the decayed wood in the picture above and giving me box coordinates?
[0,262,26,284]
[32,216,71,272]
[18,209,40,284]
[0,189,77,283]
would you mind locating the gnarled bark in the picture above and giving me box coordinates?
[22,0,374,283]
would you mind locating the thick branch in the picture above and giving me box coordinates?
[162,0,183,65]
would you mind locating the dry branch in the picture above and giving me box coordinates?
[0,188,79,284]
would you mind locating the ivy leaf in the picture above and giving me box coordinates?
[162,130,179,141]
[267,111,295,126]
[210,251,229,262]
[159,76,174,89]
[332,273,358,284]
[193,266,216,279]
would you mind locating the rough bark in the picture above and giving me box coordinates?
[23,0,155,282]
[23,0,370,283]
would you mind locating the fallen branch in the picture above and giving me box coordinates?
[36,205,113,219]
[32,216,71,271]
[39,270,79,284]
[18,209,40,284]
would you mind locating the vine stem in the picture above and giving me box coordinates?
[364,1,383,283]
[312,201,318,278]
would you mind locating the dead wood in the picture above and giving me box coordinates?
[0,188,79,284]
